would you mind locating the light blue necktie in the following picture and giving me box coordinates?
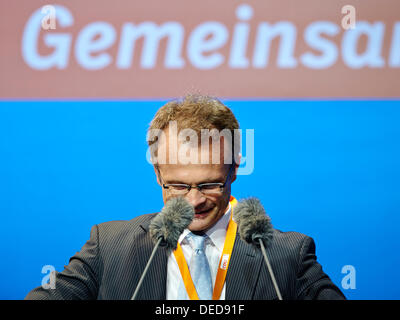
[178,232,213,300]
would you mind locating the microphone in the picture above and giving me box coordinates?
[233,197,283,300]
[131,197,194,300]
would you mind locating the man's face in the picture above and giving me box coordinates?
[154,129,238,232]
[156,162,236,232]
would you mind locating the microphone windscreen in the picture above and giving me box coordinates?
[149,197,194,250]
[233,197,273,247]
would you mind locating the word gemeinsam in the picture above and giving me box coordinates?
[22,4,400,71]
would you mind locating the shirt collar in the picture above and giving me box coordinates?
[205,202,231,252]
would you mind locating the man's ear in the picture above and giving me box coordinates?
[153,165,162,186]
[231,153,241,183]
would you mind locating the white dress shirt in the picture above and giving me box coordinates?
[166,203,232,300]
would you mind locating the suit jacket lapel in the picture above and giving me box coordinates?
[137,215,168,300]
[225,234,264,300]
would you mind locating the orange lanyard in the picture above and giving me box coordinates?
[173,196,238,300]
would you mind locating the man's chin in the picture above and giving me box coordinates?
[188,217,213,232]
[188,215,219,232]
[188,220,206,232]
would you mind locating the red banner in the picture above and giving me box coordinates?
[1,0,399,98]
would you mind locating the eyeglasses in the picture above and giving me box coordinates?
[156,164,235,196]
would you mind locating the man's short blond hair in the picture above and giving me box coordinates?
[149,94,239,133]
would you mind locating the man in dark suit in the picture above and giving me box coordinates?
[25,94,345,300]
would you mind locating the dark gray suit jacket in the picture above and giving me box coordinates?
[25,213,346,300]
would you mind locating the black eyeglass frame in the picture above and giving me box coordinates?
[156,163,236,195]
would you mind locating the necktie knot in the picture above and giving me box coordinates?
[188,232,207,252]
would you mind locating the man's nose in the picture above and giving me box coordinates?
[185,188,206,208]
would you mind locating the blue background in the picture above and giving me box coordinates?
[1,99,399,300]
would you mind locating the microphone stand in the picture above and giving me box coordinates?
[258,238,283,300]
[131,237,162,300]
